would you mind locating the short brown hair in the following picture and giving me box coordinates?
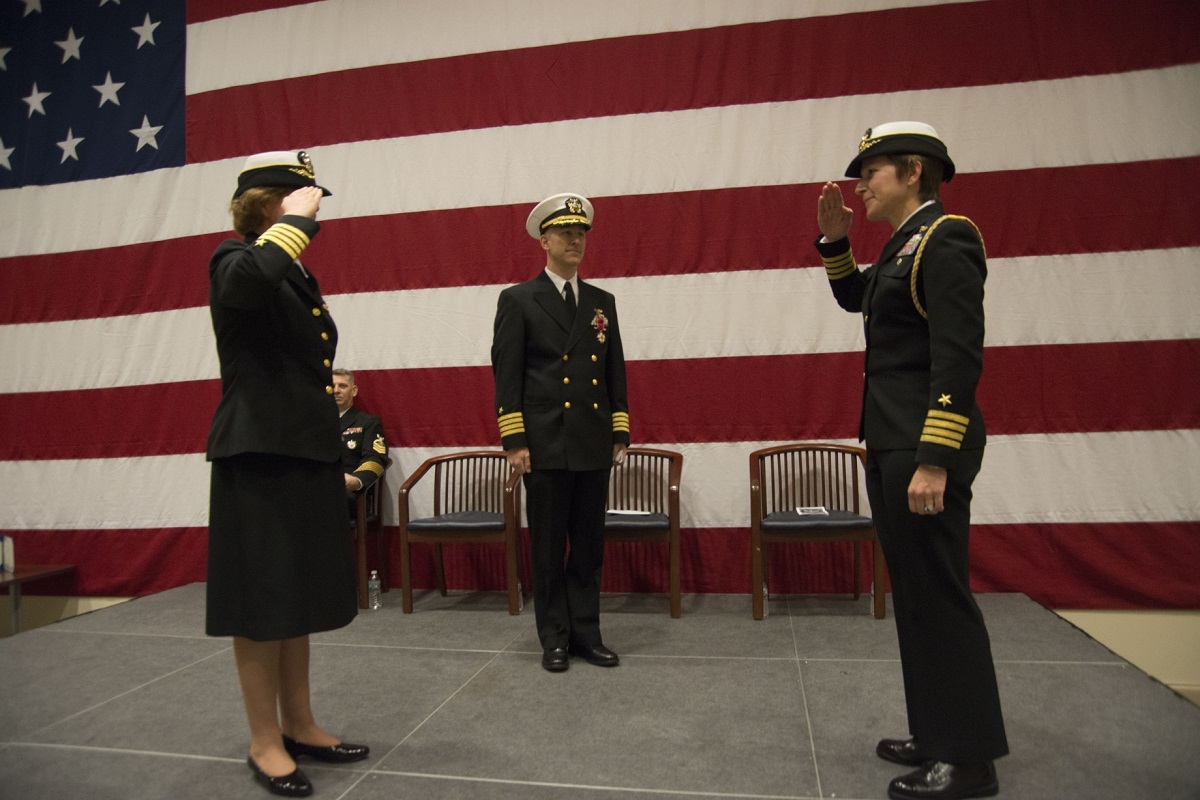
[228,186,291,236]
[888,154,944,202]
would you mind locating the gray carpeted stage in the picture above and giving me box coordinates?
[2,584,1198,799]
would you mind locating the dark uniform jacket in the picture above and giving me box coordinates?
[492,271,630,471]
[206,215,340,463]
[815,201,986,469]
[339,406,388,490]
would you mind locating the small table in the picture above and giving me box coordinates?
[0,564,76,635]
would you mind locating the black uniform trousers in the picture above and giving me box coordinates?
[523,468,610,650]
[866,447,1008,763]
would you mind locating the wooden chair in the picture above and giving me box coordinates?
[749,443,886,620]
[397,451,524,614]
[351,457,391,610]
[604,447,683,617]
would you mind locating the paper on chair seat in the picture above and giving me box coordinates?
[796,506,829,515]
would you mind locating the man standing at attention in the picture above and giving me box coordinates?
[491,193,630,672]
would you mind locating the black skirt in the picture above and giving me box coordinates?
[206,452,357,640]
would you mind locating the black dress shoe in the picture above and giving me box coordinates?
[888,760,998,800]
[247,756,313,798]
[282,734,370,763]
[568,642,620,667]
[542,647,570,672]
[877,737,926,767]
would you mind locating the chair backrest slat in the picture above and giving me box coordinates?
[607,449,672,514]
[429,453,509,516]
[757,444,862,516]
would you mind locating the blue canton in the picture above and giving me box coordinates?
[0,0,185,189]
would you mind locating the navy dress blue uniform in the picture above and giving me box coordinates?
[815,124,1008,777]
[206,206,357,641]
[339,406,388,492]
[491,194,630,655]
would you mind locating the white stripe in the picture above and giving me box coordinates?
[3,248,1197,394]
[185,0,974,94]
[4,65,1199,258]
[3,431,1197,530]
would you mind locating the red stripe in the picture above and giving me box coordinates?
[970,521,1200,609]
[184,0,1200,162]
[186,0,316,25]
[4,158,1198,325]
[4,528,208,596]
[10,520,1197,608]
[4,340,1196,461]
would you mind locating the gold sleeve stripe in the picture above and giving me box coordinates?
[253,223,311,259]
[922,409,970,448]
[821,248,858,281]
[612,411,630,433]
[498,411,525,436]
[927,409,970,425]
[920,432,963,449]
[924,417,968,435]
[355,461,385,477]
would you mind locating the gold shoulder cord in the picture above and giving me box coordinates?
[910,215,985,319]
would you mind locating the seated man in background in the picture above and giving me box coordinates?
[333,368,388,496]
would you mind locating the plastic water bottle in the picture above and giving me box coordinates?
[368,570,382,610]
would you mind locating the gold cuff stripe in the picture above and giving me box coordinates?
[924,418,968,435]
[920,432,963,449]
[612,411,630,433]
[498,411,525,436]
[927,409,970,425]
[254,223,310,259]
[821,249,858,280]
[922,425,964,443]
[356,461,385,477]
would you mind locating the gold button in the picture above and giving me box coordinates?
[312,308,321,316]
[325,385,333,394]
[321,332,329,340]
[593,403,599,410]
[564,402,571,409]
[323,359,331,367]
[563,354,569,361]
[563,377,570,385]
[592,379,598,386]
[591,355,598,362]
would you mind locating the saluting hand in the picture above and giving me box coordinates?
[816,181,853,242]
[280,186,323,220]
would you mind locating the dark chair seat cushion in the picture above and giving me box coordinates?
[407,511,505,531]
[604,512,670,530]
[761,509,873,530]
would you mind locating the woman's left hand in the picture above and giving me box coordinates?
[908,463,947,515]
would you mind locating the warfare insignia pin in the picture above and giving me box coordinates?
[347,439,358,449]
[591,309,608,343]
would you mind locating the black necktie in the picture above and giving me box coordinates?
[564,281,577,317]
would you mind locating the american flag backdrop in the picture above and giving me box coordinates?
[1,0,1198,608]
